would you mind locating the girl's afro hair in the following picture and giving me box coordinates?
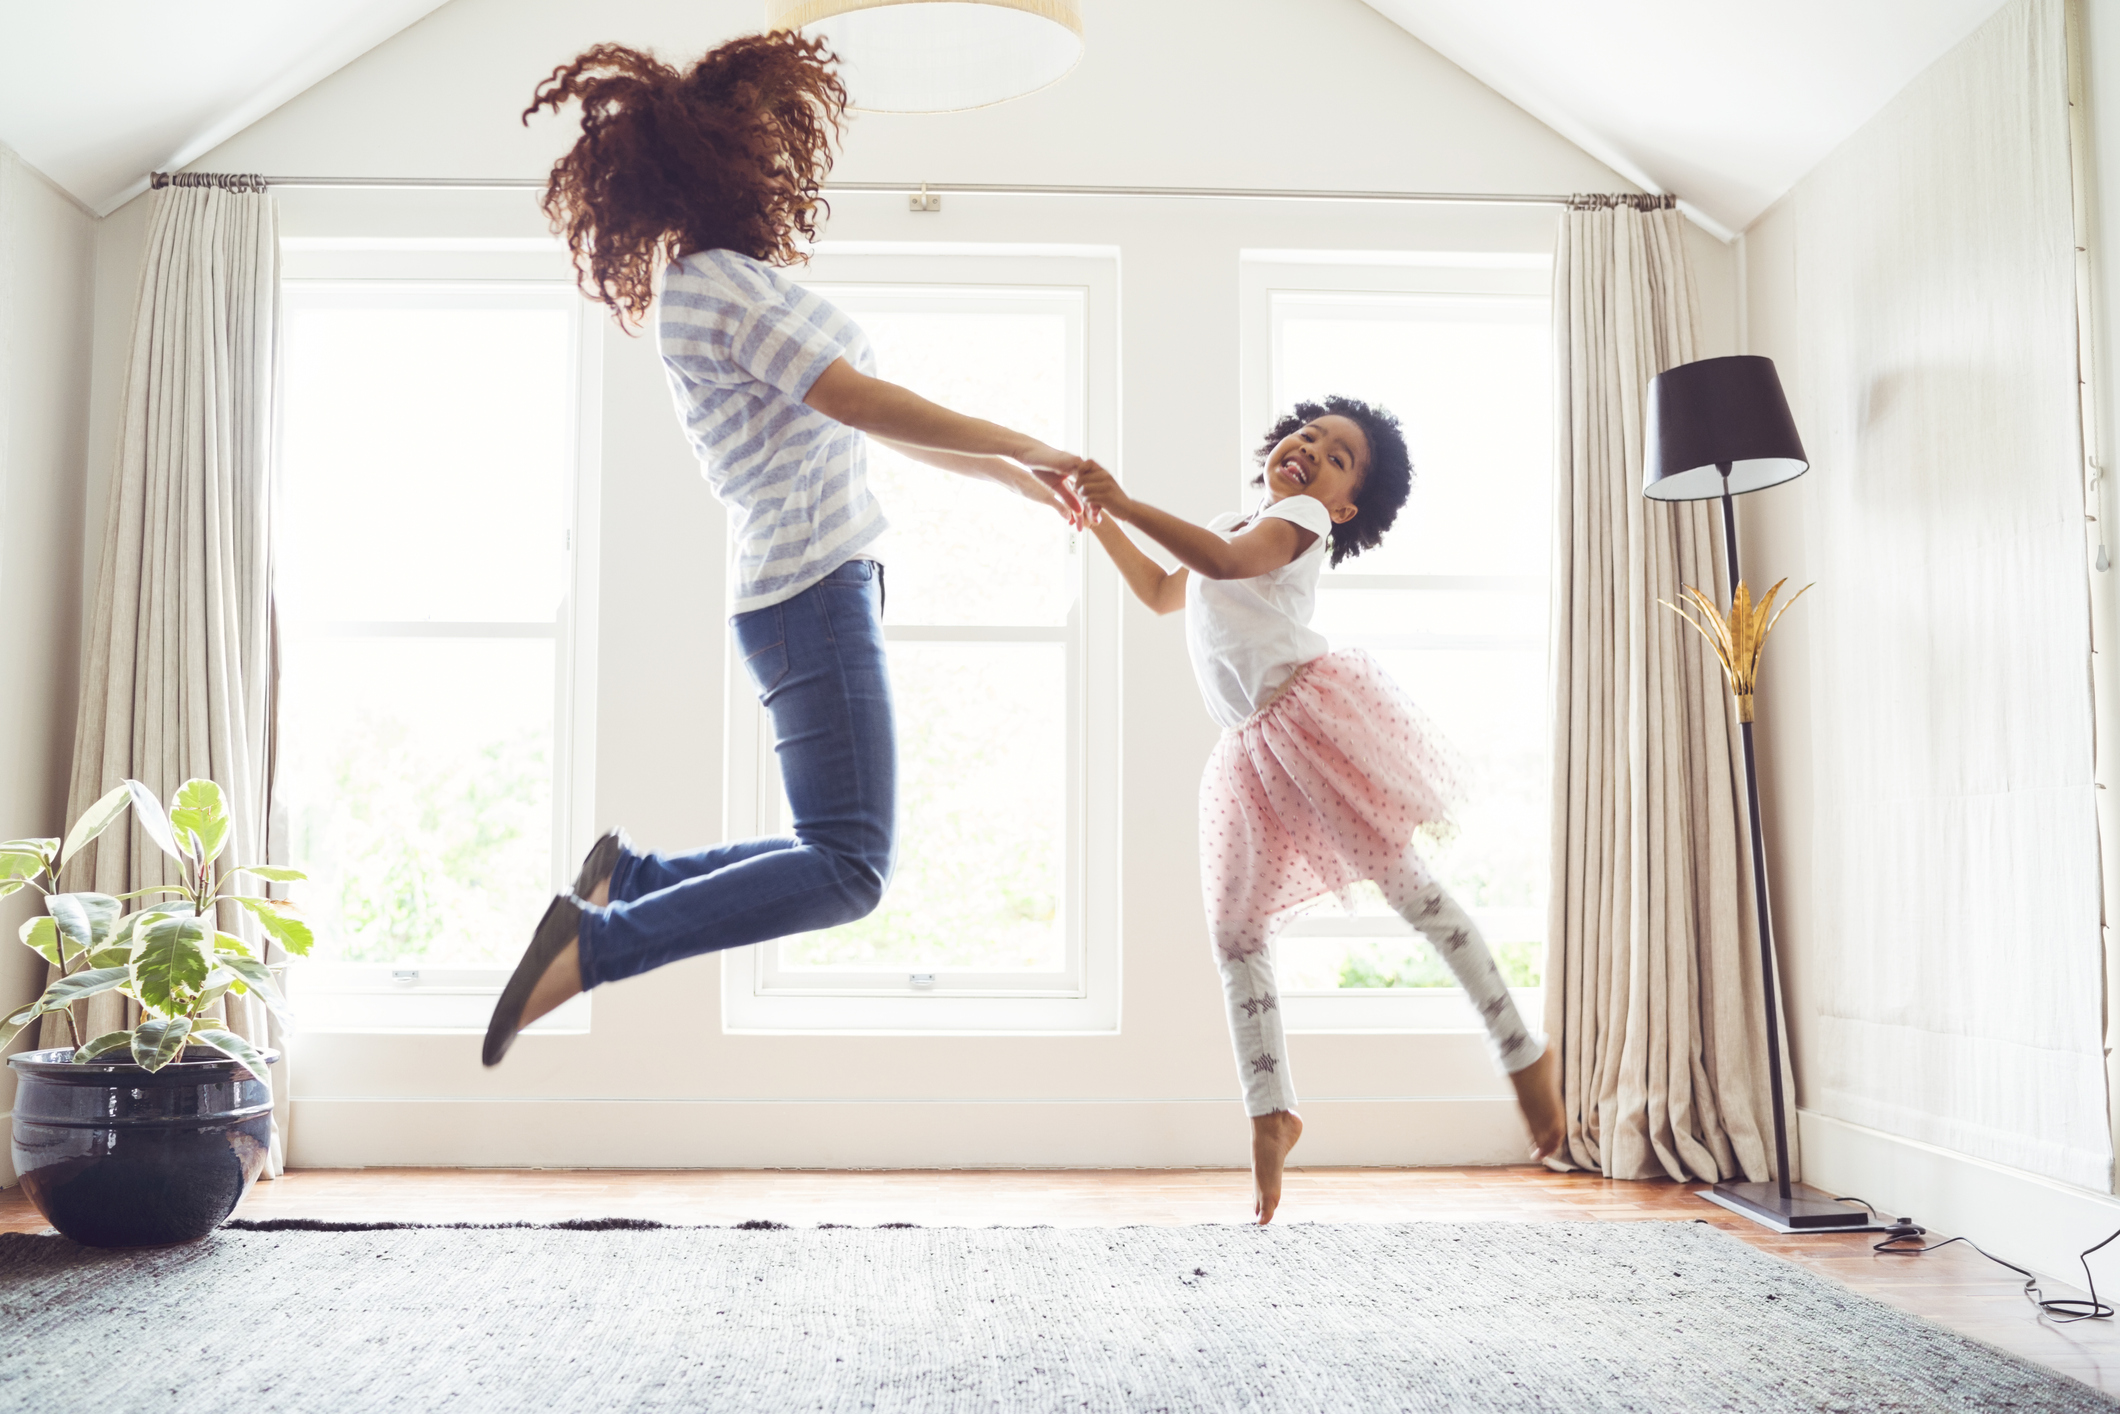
[1252,396,1413,566]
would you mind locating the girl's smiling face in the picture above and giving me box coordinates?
[1263,414,1370,526]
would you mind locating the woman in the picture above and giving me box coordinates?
[483,34,1086,1063]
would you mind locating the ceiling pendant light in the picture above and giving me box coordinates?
[768,0,1084,113]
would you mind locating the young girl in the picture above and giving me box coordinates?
[1072,397,1565,1223]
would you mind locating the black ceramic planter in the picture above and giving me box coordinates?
[8,1045,277,1247]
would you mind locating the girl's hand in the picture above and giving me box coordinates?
[1071,461,1133,520]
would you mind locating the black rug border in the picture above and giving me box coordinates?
[222,1218,928,1232]
[218,1217,1718,1234]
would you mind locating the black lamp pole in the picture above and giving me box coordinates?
[1643,355,1858,1231]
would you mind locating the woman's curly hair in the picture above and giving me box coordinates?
[523,34,848,326]
[1251,396,1414,566]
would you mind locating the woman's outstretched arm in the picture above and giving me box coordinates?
[872,437,1084,526]
[1072,463,1310,580]
[806,359,1080,472]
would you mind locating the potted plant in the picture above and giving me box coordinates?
[1,778,311,1246]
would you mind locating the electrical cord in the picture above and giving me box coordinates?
[1833,1195,2118,1323]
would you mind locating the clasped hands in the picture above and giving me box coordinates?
[1016,449,1127,530]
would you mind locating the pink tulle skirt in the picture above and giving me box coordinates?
[1199,649,1466,940]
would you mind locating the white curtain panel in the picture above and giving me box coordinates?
[1547,200,1785,1184]
[1774,0,2110,1190]
[49,178,284,1172]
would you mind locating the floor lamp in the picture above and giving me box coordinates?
[1642,355,1864,1232]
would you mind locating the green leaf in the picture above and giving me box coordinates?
[86,945,131,969]
[190,1026,271,1089]
[0,849,46,882]
[168,779,230,864]
[198,969,236,1010]
[2,965,134,1046]
[217,955,290,1023]
[124,779,188,864]
[46,892,122,960]
[0,879,31,902]
[40,965,131,1008]
[131,915,210,1013]
[58,784,133,873]
[0,838,60,857]
[18,916,60,967]
[213,930,256,959]
[72,1031,132,1062]
[0,1005,42,1053]
[131,1015,192,1070]
[229,896,314,957]
[229,865,306,883]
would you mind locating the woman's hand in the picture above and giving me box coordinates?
[1070,462,1133,522]
[1010,438,1085,478]
[1021,468,1088,528]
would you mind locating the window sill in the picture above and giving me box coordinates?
[1282,986,1542,1035]
[289,964,592,1035]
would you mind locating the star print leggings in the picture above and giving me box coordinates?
[1198,649,1544,1117]
[1212,862,1541,1116]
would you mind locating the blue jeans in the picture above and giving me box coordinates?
[576,560,896,988]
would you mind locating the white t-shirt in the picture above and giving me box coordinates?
[659,249,886,614]
[1184,495,1336,729]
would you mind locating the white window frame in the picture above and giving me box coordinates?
[1239,250,1550,1035]
[721,246,1121,1034]
[276,240,601,1034]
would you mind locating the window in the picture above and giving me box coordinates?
[722,248,1119,1033]
[275,246,600,1032]
[1241,253,1551,1032]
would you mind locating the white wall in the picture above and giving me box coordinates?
[0,149,96,1179]
[84,0,1740,1168]
[1744,0,2120,1284]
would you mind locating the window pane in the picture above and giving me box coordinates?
[1276,298,1549,578]
[278,636,555,966]
[828,300,1079,627]
[778,641,1066,971]
[280,299,572,623]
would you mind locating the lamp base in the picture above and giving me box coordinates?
[1702,1180,1870,1231]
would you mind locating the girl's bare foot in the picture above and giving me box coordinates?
[1250,1109,1304,1224]
[1509,1047,1566,1161]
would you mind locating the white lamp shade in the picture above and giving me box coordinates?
[768,0,1084,113]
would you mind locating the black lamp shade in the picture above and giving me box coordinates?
[1643,354,1809,501]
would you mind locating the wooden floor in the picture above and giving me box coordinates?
[7,1164,2117,1395]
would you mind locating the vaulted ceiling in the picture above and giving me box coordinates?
[1359,0,2010,234]
[2,0,2014,229]
[0,0,450,215]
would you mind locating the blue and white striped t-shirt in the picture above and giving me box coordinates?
[659,248,885,614]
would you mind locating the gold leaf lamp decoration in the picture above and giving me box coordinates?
[1661,578,1811,723]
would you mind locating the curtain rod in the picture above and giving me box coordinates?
[151,172,1665,209]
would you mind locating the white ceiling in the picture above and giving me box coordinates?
[0,0,449,215]
[1,0,2014,229]
[1360,0,2011,234]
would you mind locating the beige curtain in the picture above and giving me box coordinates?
[1545,196,1785,1183]
[47,175,284,1173]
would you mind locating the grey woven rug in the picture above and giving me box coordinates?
[0,1218,2107,1412]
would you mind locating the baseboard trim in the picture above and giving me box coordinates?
[287,1096,1533,1170]
[1798,1108,2120,1287]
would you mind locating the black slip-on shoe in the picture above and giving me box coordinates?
[483,894,585,1068]
[572,827,630,901]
